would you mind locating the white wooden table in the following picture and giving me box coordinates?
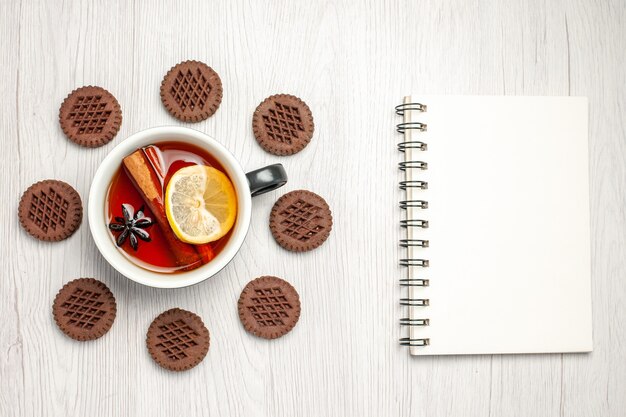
[1,1,624,416]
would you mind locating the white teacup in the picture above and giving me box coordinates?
[88,126,287,288]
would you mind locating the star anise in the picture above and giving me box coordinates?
[108,203,153,250]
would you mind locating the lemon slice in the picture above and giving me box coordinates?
[165,165,237,244]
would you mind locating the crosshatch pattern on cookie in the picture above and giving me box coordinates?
[147,308,210,371]
[160,61,222,122]
[278,198,326,242]
[269,190,332,252]
[60,287,106,330]
[238,276,301,339]
[169,68,212,113]
[65,94,113,135]
[252,94,314,156]
[246,287,294,327]
[29,187,69,234]
[59,86,122,147]
[154,319,200,361]
[19,180,83,242]
[52,278,116,341]
[262,101,305,145]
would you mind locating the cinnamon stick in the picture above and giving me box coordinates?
[123,150,205,268]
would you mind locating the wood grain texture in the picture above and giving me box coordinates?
[0,0,624,416]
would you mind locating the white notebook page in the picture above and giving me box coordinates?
[402,95,593,355]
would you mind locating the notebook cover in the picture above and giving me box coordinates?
[401,95,593,355]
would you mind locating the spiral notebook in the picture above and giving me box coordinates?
[396,95,593,356]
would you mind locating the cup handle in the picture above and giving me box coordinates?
[246,164,288,197]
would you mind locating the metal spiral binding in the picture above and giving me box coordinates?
[400,318,430,326]
[399,239,429,248]
[396,122,427,134]
[398,161,427,171]
[399,259,429,267]
[397,101,430,349]
[399,180,428,190]
[395,102,427,115]
[400,219,429,228]
[400,298,430,306]
[398,141,427,152]
[399,337,430,347]
[399,278,429,286]
[399,200,428,209]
